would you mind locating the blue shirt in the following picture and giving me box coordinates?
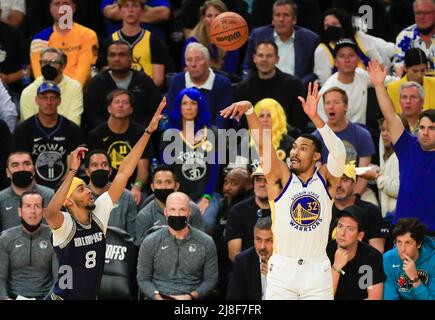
[393,131,435,231]
[313,122,375,164]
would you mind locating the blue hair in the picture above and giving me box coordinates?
[169,87,212,133]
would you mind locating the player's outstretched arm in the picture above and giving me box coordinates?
[220,101,284,180]
[367,60,404,144]
[109,98,166,204]
[45,147,88,230]
[299,82,346,179]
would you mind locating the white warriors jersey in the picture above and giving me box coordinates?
[269,168,333,258]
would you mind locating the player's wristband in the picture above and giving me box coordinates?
[245,106,254,115]
[145,128,152,135]
[202,194,212,201]
[69,168,78,174]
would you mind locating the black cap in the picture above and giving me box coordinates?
[338,205,367,232]
[334,38,358,57]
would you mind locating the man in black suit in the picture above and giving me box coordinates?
[226,217,273,300]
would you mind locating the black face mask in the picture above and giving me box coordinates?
[21,218,41,233]
[90,169,110,188]
[12,171,33,188]
[167,216,188,231]
[418,25,434,35]
[324,26,345,41]
[41,64,59,81]
[154,188,175,203]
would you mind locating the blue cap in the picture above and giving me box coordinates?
[37,81,61,96]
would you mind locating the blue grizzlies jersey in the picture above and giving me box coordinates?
[48,192,114,300]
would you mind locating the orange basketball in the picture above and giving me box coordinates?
[209,12,249,51]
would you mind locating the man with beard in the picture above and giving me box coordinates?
[44,97,165,300]
[0,151,54,232]
[134,165,203,246]
[225,166,269,263]
[0,191,57,300]
[327,205,385,300]
[226,216,274,300]
[20,47,83,126]
[84,149,137,237]
[221,81,346,299]
[84,40,161,132]
[394,0,435,76]
[214,167,252,298]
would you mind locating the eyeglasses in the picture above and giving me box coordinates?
[40,59,62,66]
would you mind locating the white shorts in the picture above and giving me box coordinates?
[265,254,333,300]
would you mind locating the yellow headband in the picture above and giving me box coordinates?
[64,177,85,206]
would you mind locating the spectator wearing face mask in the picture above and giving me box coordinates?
[0,191,57,300]
[84,149,137,238]
[134,165,203,246]
[314,8,394,86]
[20,47,83,126]
[0,151,54,232]
[137,192,217,300]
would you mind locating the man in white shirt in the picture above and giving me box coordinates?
[318,38,397,125]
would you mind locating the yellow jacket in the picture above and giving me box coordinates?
[20,76,83,126]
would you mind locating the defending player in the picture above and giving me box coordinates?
[221,83,346,299]
[44,98,166,300]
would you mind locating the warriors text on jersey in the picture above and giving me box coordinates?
[270,168,333,258]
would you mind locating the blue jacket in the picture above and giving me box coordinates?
[165,72,233,129]
[383,236,435,300]
[243,24,319,85]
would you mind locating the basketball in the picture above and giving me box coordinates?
[209,12,249,51]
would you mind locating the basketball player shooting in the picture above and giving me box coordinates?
[221,83,346,300]
[44,98,166,300]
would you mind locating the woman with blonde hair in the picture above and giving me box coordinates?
[238,98,294,171]
[181,0,241,76]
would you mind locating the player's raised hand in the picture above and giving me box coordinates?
[367,60,387,87]
[220,101,254,122]
[69,147,88,171]
[298,82,320,120]
[147,97,167,133]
